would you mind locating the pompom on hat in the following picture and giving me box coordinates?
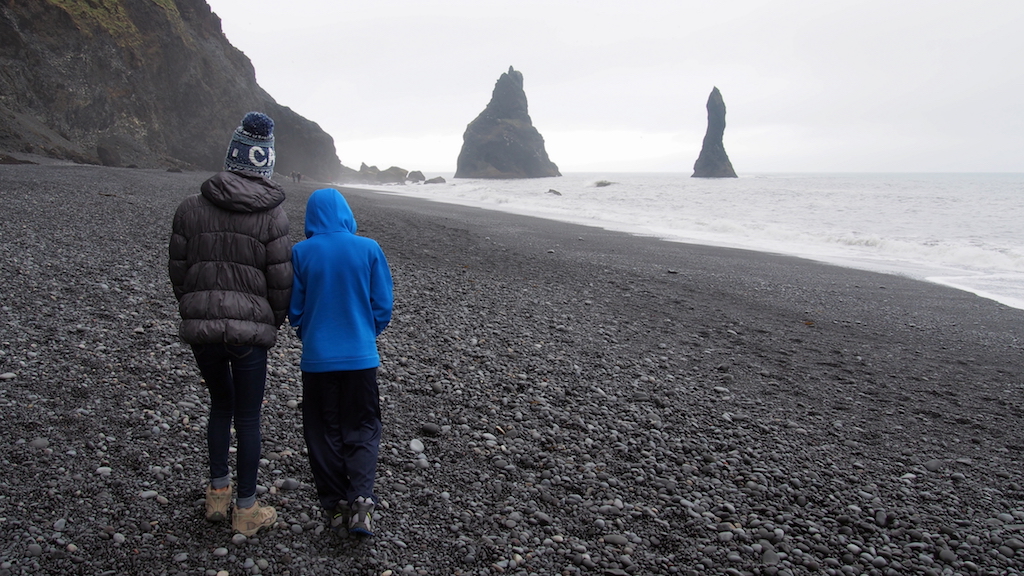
[224,112,276,177]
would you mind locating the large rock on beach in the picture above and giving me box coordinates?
[455,66,561,179]
[692,86,738,178]
[0,0,343,181]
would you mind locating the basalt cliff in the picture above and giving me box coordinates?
[692,87,737,178]
[0,0,342,182]
[455,66,560,179]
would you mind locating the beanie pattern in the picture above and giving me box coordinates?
[224,112,276,177]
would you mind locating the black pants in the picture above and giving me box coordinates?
[301,368,381,511]
[192,344,267,507]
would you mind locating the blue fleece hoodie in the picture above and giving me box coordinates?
[289,188,393,372]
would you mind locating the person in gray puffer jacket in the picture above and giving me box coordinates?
[168,112,291,537]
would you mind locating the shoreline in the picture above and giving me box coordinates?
[340,182,1024,329]
[350,173,1024,313]
[340,182,1024,318]
[0,165,1022,574]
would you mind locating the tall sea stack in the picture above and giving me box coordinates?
[692,87,737,178]
[455,66,560,179]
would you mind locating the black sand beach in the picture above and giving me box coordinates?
[1,162,1022,575]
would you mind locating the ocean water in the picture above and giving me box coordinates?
[353,172,1024,311]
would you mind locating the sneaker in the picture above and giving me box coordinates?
[232,502,278,537]
[348,496,374,537]
[329,500,350,537]
[205,485,231,522]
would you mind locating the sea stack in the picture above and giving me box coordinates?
[455,66,560,179]
[692,87,738,178]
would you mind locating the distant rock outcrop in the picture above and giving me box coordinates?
[455,66,560,179]
[335,163,441,186]
[376,166,408,184]
[347,163,408,184]
[0,0,343,181]
[692,87,737,178]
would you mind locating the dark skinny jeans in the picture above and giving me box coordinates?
[191,344,268,509]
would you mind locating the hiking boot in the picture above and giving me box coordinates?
[205,485,231,522]
[329,500,350,537]
[348,496,375,537]
[232,502,278,537]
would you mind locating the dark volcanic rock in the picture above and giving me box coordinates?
[96,134,136,168]
[359,162,380,178]
[455,66,560,179]
[0,0,343,181]
[335,163,431,185]
[377,166,409,184]
[692,86,738,178]
[95,143,122,168]
[0,153,34,164]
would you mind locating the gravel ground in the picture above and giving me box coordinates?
[0,162,1023,576]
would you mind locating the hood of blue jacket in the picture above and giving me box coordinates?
[304,188,357,238]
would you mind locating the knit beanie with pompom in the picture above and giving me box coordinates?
[224,112,276,177]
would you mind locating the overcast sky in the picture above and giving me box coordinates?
[204,0,1023,173]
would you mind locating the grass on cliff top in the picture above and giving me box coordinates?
[45,0,183,48]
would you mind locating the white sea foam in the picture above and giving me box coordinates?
[350,172,1024,310]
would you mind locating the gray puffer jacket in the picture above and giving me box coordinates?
[168,171,293,348]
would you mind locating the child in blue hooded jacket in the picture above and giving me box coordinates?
[289,188,393,537]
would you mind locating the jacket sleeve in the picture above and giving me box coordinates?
[168,203,189,301]
[264,207,293,328]
[287,248,305,340]
[370,244,394,336]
